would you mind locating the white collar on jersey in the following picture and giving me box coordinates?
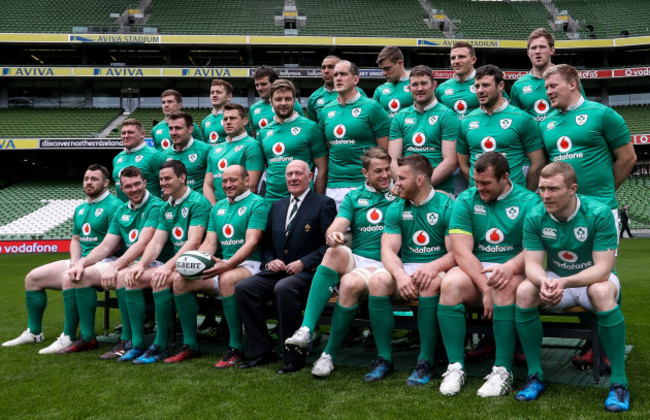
[410,186,435,206]
[454,69,476,82]
[87,189,111,204]
[323,85,335,93]
[365,180,394,193]
[481,99,509,115]
[416,98,439,113]
[274,112,299,124]
[227,132,248,143]
[128,190,150,211]
[168,186,191,206]
[566,96,585,112]
[398,73,410,83]
[211,108,224,116]
[339,91,361,105]
[230,189,251,204]
[549,196,582,223]
[125,141,147,153]
[496,179,514,201]
[173,137,195,152]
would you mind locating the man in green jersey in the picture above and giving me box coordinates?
[201,79,232,145]
[113,119,163,201]
[364,154,455,384]
[435,42,480,118]
[389,65,459,195]
[319,60,391,208]
[438,152,541,398]
[259,79,328,202]
[514,162,630,412]
[248,65,304,137]
[124,160,212,364]
[307,55,366,123]
[3,165,122,353]
[541,64,636,214]
[173,165,268,369]
[457,65,546,191]
[203,103,264,205]
[152,89,204,151]
[61,167,170,359]
[162,111,211,194]
[373,46,413,118]
[284,148,396,377]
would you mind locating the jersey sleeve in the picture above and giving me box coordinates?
[442,197,454,236]
[448,194,473,234]
[434,85,443,103]
[157,206,171,231]
[207,205,219,233]
[190,199,212,228]
[373,86,381,102]
[383,201,403,235]
[441,109,460,142]
[369,103,391,138]
[592,208,619,251]
[509,84,521,109]
[336,192,355,222]
[108,213,121,235]
[522,211,544,251]
[389,113,404,140]
[144,201,163,229]
[602,107,631,151]
[244,142,266,172]
[456,121,469,155]
[193,123,205,142]
[248,199,270,231]
[520,112,544,153]
[295,100,305,116]
[307,96,318,122]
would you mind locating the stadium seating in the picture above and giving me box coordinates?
[612,105,650,134]
[0,108,122,138]
[553,0,650,38]
[108,107,212,137]
[616,175,650,225]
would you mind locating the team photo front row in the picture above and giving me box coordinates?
[2,150,629,412]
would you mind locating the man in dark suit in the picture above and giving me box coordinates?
[620,204,633,238]
[236,159,337,373]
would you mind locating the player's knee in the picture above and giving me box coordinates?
[586,282,616,308]
[339,274,366,296]
[516,280,539,307]
[367,272,391,294]
[171,272,188,294]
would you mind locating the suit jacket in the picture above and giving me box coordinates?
[260,190,337,281]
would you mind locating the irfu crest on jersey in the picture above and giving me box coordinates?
[574,226,588,242]
[506,206,519,220]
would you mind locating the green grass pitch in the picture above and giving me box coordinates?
[0,239,648,419]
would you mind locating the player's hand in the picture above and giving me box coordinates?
[101,266,119,291]
[125,263,145,287]
[201,257,223,279]
[326,231,345,248]
[483,264,514,290]
[265,259,286,272]
[540,277,563,306]
[412,263,440,292]
[151,265,172,289]
[285,260,304,275]
[68,264,85,283]
[396,273,418,301]
[389,184,401,197]
[482,292,494,320]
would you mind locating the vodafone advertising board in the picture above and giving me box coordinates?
[0,240,69,254]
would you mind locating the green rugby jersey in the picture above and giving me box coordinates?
[435,72,480,118]
[112,142,164,201]
[319,94,391,188]
[539,98,630,209]
[206,133,265,201]
[201,110,227,145]
[457,102,543,187]
[389,100,459,193]
[152,120,205,151]
[449,183,540,263]
[73,190,123,257]
[248,99,304,135]
[384,188,453,263]
[162,138,212,193]
[307,86,366,123]
[259,113,328,202]
[108,191,173,262]
[510,73,586,122]
[373,76,413,118]
[208,190,268,261]
[157,188,212,254]
[337,183,399,260]
[523,195,618,277]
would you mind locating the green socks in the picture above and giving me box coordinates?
[417,296,439,364]
[515,306,544,380]
[597,305,628,387]
[126,289,146,349]
[222,295,243,352]
[368,295,394,362]
[75,287,97,341]
[493,304,516,372]
[301,265,339,331]
[153,289,173,349]
[174,292,199,351]
[323,302,358,360]
[62,289,79,338]
[115,288,131,342]
[438,303,466,367]
[26,290,47,335]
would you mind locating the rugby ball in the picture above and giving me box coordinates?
[176,250,215,280]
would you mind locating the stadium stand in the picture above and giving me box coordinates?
[616,176,650,225]
[107,107,211,137]
[553,0,650,38]
[0,108,122,138]
[613,105,650,135]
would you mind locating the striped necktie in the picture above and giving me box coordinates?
[286,197,299,234]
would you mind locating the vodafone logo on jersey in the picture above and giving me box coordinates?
[412,132,426,147]
[389,98,401,112]
[366,208,383,224]
[172,226,184,240]
[128,229,139,243]
[454,100,468,114]
[333,124,346,139]
[485,228,504,244]
[209,131,219,143]
[161,138,171,149]
[272,142,285,156]
[557,136,572,153]
[481,136,497,152]
[534,99,550,115]
[218,158,228,171]
[258,118,269,129]
[558,250,578,263]
[222,224,235,239]
[413,230,430,246]
[82,223,91,236]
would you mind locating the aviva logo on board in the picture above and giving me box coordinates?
[417,39,499,47]
[68,34,161,43]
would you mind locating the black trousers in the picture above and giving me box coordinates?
[235,272,311,363]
